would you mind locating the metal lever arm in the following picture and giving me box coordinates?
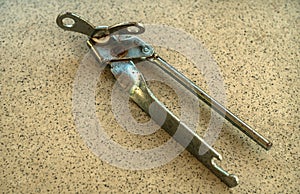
[110,61,239,187]
[147,55,272,150]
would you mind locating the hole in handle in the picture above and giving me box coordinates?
[56,12,96,37]
[127,26,141,33]
[62,17,75,28]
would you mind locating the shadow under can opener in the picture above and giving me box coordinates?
[56,12,272,188]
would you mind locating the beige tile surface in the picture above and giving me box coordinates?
[1,0,299,193]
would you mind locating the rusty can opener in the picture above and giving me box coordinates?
[56,12,272,187]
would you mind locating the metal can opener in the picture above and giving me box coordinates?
[56,12,272,187]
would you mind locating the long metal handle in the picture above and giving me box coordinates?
[132,83,239,187]
[149,55,272,150]
[110,61,239,187]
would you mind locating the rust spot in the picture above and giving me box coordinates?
[111,46,128,58]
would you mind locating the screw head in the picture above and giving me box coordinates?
[142,45,151,54]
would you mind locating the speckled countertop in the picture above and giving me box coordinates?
[1,0,299,193]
